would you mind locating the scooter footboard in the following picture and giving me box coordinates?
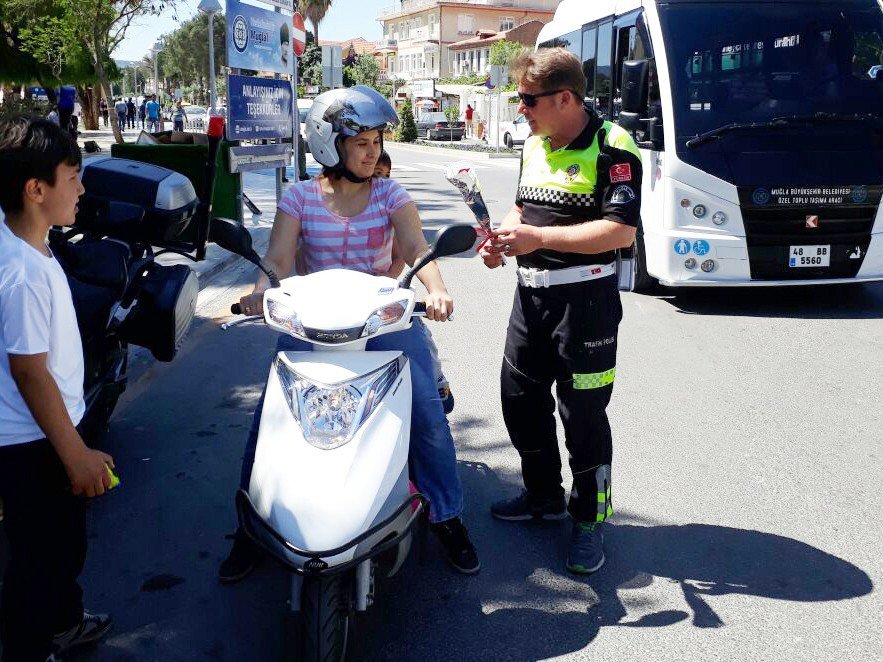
[236,488,427,577]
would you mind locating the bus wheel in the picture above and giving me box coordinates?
[633,231,658,293]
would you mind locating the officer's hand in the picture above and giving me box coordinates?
[479,242,503,269]
[424,289,453,322]
[493,225,544,257]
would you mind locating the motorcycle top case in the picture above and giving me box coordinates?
[78,155,197,244]
[118,262,198,362]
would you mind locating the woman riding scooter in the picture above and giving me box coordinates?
[219,86,480,580]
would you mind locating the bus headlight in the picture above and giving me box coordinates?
[701,259,716,273]
[692,204,707,218]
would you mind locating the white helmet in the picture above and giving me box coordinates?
[305,86,399,169]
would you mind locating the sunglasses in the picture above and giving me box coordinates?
[517,89,570,108]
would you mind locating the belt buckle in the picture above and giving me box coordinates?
[520,267,543,288]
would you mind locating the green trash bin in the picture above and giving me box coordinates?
[111,138,242,254]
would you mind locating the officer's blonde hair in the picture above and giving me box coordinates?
[512,47,586,101]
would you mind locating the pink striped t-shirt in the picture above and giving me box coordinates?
[278,178,412,275]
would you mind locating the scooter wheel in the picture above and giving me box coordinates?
[301,573,350,662]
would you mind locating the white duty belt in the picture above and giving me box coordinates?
[516,263,616,288]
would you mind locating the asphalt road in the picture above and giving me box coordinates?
[7,142,882,661]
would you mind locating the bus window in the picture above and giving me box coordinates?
[582,27,597,108]
[596,21,614,117]
[559,30,582,60]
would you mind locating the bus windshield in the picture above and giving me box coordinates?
[658,1,883,144]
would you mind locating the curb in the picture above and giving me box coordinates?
[386,140,519,160]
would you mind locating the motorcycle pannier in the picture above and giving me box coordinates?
[119,262,198,362]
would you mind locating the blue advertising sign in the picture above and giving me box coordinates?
[227,0,293,75]
[228,74,292,140]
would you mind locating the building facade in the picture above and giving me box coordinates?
[447,19,546,78]
[377,0,559,83]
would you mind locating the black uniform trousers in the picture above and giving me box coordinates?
[0,439,86,662]
[501,275,622,523]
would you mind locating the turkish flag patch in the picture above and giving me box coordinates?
[610,163,632,183]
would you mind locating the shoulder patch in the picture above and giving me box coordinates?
[611,184,636,203]
[610,163,632,183]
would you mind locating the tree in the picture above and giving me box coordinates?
[490,40,529,70]
[301,0,332,45]
[159,11,225,103]
[396,99,417,142]
[299,42,322,87]
[344,54,380,88]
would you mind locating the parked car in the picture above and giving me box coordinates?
[416,112,465,141]
[499,114,531,148]
[186,106,207,130]
[298,98,313,152]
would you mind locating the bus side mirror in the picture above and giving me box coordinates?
[620,59,650,130]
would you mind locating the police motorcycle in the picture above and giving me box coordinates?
[49,119,226,440]
[214,219,477,662]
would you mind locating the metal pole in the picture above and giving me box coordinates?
[274,5,283,203]
[495,91,501,152]
[292,54,300,183]
[208,12,217,112]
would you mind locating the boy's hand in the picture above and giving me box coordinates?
[64,446,115,497]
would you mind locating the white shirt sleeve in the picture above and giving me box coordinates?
[1,280,52,355]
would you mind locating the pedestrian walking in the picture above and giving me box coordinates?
[480,48,642,575]
[145,95,161,133]
[114,98,127,132]
[0,117,115,662]
[465,103,474,137]
[99,98,109,127]
[138,97,147,130]
[126,97,136,129]
[172,101,188,132]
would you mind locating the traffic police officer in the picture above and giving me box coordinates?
[481,48,641,574]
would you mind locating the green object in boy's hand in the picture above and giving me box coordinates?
[106,464,120,490]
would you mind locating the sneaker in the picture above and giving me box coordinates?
[52,611,112,656]
[566,521,605,575]
[218,530,261,584]
[439,385,455,414]
[430,517,480,574]
[490,490,568,522]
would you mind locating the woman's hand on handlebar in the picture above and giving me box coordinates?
[423,289,453,322]
[238,291,265,316]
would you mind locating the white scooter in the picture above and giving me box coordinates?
[213,220,477,661]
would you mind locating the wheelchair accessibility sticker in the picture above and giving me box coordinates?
[693,240,710,256]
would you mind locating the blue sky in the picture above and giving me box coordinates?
[114,0,387,62]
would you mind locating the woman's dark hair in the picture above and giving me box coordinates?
[0,116,82,214]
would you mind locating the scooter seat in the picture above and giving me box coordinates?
[53,238,130,298]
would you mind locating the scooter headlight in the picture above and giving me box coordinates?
[361,300,408,338]
[266,298,305,338]
[274,355,405,450]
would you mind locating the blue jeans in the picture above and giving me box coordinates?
[239,321,464,523]
[147,118,160,133]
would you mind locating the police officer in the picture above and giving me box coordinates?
[481,48,641,574]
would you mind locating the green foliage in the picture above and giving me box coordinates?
[344,54,380,88]
[437,74,484,86]
[299,43,322,86]
[0,96,46,119]
[444,103,459,125]
[159,12,225,93]
[396,99,417,142]
[490,40,528,68]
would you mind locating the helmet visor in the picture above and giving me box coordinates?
[325,85,400,137]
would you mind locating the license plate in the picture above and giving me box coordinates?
[789,245,830,268]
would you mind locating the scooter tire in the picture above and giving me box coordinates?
[301,574,351,662]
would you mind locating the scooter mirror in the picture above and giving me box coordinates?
[432,224,479,258]
[399,224,477,289]
[211,218,254,259]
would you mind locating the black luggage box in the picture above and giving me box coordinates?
[78,155,198,246]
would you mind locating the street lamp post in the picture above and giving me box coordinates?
[198,0,221,112]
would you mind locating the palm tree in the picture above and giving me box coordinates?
[301,0,332,45]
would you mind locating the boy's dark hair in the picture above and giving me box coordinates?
[377,151,392,169]
[0,116,82,214]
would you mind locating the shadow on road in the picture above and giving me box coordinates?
[653,281,883,319]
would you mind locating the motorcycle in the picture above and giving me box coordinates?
[49,117,226,441]
[213,219,477,661]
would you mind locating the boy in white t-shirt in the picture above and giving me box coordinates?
[0,118,114,661]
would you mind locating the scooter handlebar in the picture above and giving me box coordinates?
[413,301,426,315]
[231,303,242,315]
